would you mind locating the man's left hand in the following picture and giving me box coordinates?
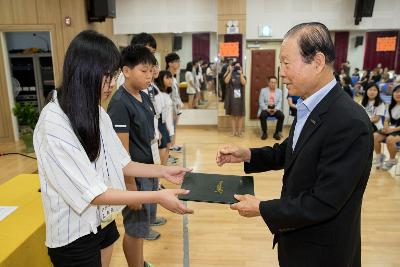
[230,194,261,217]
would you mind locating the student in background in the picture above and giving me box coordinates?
[185,61,198,109]
[117,32,157,89]
[361,83,385,168]
[155,70,175,165]
[107,45,166,267]
[374,84,400,171]
[165,53,184,153]
[34,30,192,267]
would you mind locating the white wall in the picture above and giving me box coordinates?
[247,0,400,40]
[347,31,366,73]
[5,32,51,51]
[114,0,217,34]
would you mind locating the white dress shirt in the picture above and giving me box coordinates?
[292,79,337,150]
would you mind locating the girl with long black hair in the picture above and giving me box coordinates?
[33,30,192,267]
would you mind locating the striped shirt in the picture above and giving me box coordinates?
[33,91,131,248]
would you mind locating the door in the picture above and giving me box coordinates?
[250,49,275,119]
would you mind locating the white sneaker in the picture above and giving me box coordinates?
[382,159,398,171]
[375,154,386,169]
[170,145,183,153]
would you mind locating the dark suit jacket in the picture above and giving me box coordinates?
[244,83,373,267]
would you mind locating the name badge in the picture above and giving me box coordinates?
[234,88,241,98]
[99,205,120,229]
[151,139,161,165]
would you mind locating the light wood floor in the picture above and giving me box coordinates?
[1,126,400,267]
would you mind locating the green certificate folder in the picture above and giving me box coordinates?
[178,172,254,204]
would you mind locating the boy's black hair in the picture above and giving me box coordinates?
[120,45,156,69]
[130,32,157,49]
[165,52,180,68]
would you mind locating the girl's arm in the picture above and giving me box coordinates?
[123,161,191,185]
[370,115,381,124]
[91,188,193,215]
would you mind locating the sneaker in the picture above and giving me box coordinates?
[150,217,167,226]
[261,132,268,140]
[381,159,397,171]
[144,261,154,267]
[273,132,282,140]
[168,155,179,161]
[170,145,183,153]
[158,183,166,190]
[144,228,161,241]
[375,154,386,169]
[167,158,178,165]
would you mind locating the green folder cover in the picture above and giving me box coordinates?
[178,172,254,204]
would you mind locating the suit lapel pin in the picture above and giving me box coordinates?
[310,119,316,124]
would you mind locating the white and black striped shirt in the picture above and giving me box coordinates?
[33,91,130,248]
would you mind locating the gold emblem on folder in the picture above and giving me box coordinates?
[215,180,224,194]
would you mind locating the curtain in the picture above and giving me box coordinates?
[192,33,210,62]
[363,31,399,71]
[334,31,349,73]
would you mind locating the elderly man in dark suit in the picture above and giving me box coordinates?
[216,22,373,267]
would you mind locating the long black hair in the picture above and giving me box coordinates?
[361,83,382,107]
[155,70,173,94]
[57,30,120,162]
[389,84,400,116]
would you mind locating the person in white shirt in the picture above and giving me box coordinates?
[185,61,198,109]
[165,53,184,153]
[361,83,385,132]
[33,30,193,267]
[374,84,400,170]
[155,70,176,164]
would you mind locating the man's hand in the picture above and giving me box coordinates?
[162,166,192,184]
[216,144,251,166]
[230,194,261,217]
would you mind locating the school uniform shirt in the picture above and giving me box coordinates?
[171,77,183,115]
[107,86,155,164]
[185,71,197,95]
[147,85,175,137]
[364,101,385,129]
[33,90,130,248]
[144,84,161,141]
[385,104,400,125]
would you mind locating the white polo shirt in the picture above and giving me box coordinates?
[33,91,130,248]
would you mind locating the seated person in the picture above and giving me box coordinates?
[258,76,284,140]
[374,84,400,170]
[361,83,385,133]
[287,94,300,116]
[341,76,354,98]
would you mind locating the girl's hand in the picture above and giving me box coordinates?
[157,189,194,214]
[162,166,192,184]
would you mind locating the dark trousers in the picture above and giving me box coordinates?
[259,110,285,133]
[219,78,226,101]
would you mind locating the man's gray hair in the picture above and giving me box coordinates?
[284,22,335,65]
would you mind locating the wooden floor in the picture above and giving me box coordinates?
[1,126,400,267]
